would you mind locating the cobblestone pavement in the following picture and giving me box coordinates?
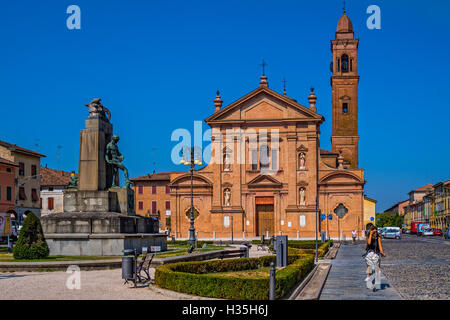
[319,243,402,300]
[372,235,450,300]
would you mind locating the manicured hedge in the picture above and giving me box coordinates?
[13,212,49,260]
[155,253,314,300]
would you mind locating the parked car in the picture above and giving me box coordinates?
[433,229,443,236]
[383,227,401,239]
[422,228,434,236]
[402,228,411,234]
[444,228,450,239]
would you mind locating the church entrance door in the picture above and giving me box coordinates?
[255,197,274,237]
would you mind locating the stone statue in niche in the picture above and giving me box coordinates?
[300,188,306,206]
[224,152,231,171]
[224,188,231,207]
[299,153,306,170]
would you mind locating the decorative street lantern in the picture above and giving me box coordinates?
[180,146,203,246]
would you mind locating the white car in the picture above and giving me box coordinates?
[422,228,434,236]
[383,227,401,239]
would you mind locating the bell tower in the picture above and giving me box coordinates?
[331,11,359,168]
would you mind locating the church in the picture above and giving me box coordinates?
[157,12,365,239]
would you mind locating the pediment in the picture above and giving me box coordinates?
[205,87,323,124]
[319,171,364,185]
[170,174,213,187]
[247,174,282,187]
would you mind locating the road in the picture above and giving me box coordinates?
[373,234,449,300]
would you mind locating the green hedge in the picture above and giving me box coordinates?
[13,212,49,260]
[155,253,314,300]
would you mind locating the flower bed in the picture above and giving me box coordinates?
[154,253,314,300]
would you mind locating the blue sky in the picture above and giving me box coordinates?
[1,0,449,212]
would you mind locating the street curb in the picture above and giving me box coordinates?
[294,263,331,300]
[286,264,319,300]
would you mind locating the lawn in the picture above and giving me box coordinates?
[214,266,271,278]
[154,244,227,259]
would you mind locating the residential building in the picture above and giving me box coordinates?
[0,140,45,219]
[431,180,450,230]
[363,195,377,229]
[131,172,175,230]
[404,184,434,224]
[40,166,74,216]
[385,199,409,216]
[0,157,17,214]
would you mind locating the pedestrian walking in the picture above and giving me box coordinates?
[352,230,357,243]
[364,226,386,282]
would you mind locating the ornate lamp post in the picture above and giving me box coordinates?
[180,146,202,246]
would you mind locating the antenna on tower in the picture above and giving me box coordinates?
[343,0,346,14]
[56,145,63,170]
[34,138,40,152]
[152,148,158,174]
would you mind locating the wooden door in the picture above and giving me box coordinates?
[256,204,274,236]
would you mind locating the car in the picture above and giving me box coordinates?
[444,228,450,240]
[402,228,411,234]
[383,227,401,239]
[422,228,434,236]
[433,229,443,236]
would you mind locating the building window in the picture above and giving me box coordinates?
[165,201,171,210]
[341,54,349,73]
[31,165,37,178]
[40,198,42,209]
[251,150,258,170]
[6,187,12,201]
[343,103,348,114]
[19,162,25,176]
[152,201,157,214]
[138,201,144,210]
[260,145,270,169]
[31,189,38,202]
[152,185,157,194]
[271,148,278,171]
[6,168,11,173]
[19,187,26,200]
[48,197,54,210]
[166,185,170,194]
[138,185,143,194]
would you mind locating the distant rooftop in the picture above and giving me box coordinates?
[40,166,75,187]
[0,140,46,158]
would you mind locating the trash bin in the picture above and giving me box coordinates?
[122,256,134,281]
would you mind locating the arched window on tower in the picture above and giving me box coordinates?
[341,54,349,73]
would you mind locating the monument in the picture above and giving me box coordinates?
[41,98,167,256]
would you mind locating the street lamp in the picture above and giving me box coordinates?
[181,146,202,246]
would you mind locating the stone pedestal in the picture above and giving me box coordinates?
[78,117,113,191]
[41,212,165,256]
[63,188,135,216]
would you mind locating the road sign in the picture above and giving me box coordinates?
[328,214,333,220]
[320,214,326,221]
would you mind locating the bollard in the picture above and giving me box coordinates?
[261,235,265,244]
[213,231,216,240]
[245,244,250,258]
[269,262,276,300]
[276,236,288,267]
[243,231,246,239]
[297,230,300,240]
[171,236,175,244]
[266,230,269,238]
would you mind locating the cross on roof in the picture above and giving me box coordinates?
[260,59,268,76]
[282,78,287,94]
[343,0,346,14]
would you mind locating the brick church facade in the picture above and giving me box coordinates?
[136,12,366,239]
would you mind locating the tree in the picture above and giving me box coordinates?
[375,212,404,228]
[13,212,49,260]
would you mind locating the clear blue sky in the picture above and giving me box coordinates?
[1,0,449,212]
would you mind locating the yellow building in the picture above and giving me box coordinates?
[364,195,377,230]
[430,180,450,230]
